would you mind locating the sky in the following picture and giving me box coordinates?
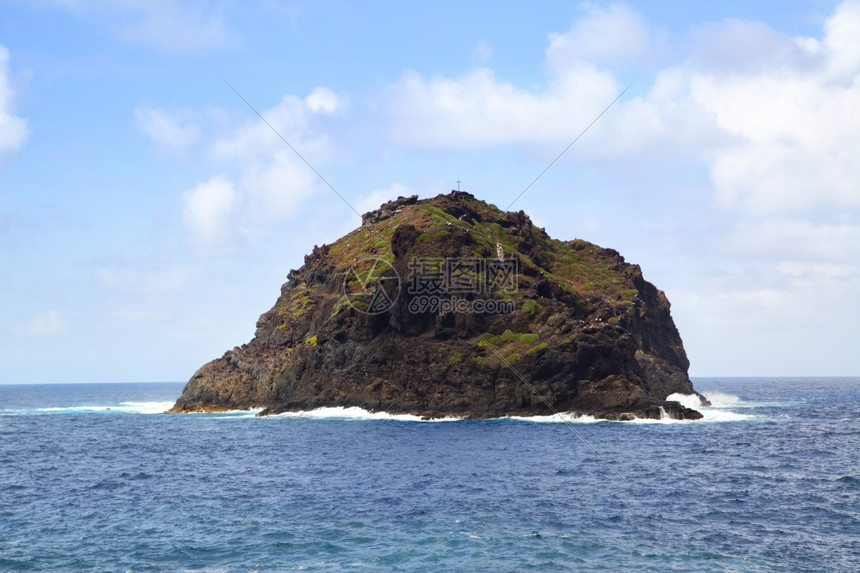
[1,0,858,383]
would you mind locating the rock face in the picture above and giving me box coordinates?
[170,191,707,420]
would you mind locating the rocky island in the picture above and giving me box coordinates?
[170,191,707,420]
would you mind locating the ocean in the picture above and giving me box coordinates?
[0,378,857,572]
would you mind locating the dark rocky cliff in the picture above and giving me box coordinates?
[170,191,707,420]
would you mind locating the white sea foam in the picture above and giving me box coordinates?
[502,390,757,424]
[273,402,752,425]
[209,409,264,419]
[271,406,461,422]
[37,401,174,415]
[504,393,754,424]
[701,391,741,407]
[660,392,754,422]
[118,401,175,414]
[627,409,752,424]
[627,416,683,425]
[25,395,755,423]
[505,412,603,424]
[698,409,754,422]
[665,392,706,410]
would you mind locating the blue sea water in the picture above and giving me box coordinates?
[0,378,858,572]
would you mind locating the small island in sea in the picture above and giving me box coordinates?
[170,191,708,420]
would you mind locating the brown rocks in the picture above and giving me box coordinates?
[170,191,707,420]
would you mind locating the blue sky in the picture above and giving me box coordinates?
[1,0,858,382]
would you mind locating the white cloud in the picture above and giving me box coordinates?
[775,261,856,280]
[356,183,415,215]
[95,264,203,322]
[305,87,342,115]
[686,261,859,329]
[175,86,341,248]
[385,67,618,148]
[690,45,860,214]
[726,220,860,262]
[380,3,662,151]
[135,103,199,154]
[674,212,860,374]
[96,264,200,293]
[545,2,654,72]
[610,5,860,215]
[686,19,820,74]
[235,151,317,236]
[210,92,327,162]
[0,46,28,157]
[822,0,860,81]
[382,1,860,218]
[683,216,860,334]
[471,40,493,67]
[49,0,234,55]
[19,310,66,336]
[182,175,240,247]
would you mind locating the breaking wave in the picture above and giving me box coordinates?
[34,401,174,415]
[661,391,754,422]
[504,413,602,424]
[7,392,755,424]
[271,406,461,422]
